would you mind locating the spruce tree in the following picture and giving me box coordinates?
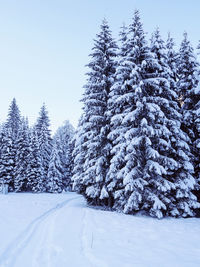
[35,104,52,188]
[150,28,199,217]
[177,33,200,197]
[47,139,63,193]
[112,18,177,218]
[6,98,21,139]
[54,120,75,190]
[0,127,15,192]
[177,32,199,105]
[26,129,44,192]
[106,18,137,208]
[107,13,199,218]
[14,118,30,192]
[73,19,117,206]
[107,10,155,212]
[2,98,21,191]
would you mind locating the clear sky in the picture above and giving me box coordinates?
[0,0,199,132]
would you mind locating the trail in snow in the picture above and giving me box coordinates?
[0,196,79,267]
[0,194,92,267]
[32,207,58,267]
[0,193,200,267]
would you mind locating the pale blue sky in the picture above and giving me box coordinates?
[0,0,199,132]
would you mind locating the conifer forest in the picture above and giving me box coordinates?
[73,11,200,219]
[1,10,200,220]
[1,6,200,267]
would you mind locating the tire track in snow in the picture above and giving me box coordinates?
[81,208,108,267]
[0,196,80,267]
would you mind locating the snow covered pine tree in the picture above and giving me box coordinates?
[0,127,15,193]
[177,32,200,202]
[107,11,199,218]
[149,28,199,217]
[105,23,129,209]
[73,19,117,206]
[26,129,44,192]
[53,120,75,191]
[0,98,21,191]
[14,118,30,192]
[47,138,63,193]
[35,104,52,191]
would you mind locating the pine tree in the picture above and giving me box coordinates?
[107,13,199,218]
[0,127,15,192]
[14,118,30,192]
[147,28,199,217]
[177,32,199,105]
[107,10,154,211]
[6,98,21,139]
[165,33,200,216]
[35,104,52,188]
[26,129,44,192]
[54,120,75,190]
[3,98,21,191]
[177,33,200,198]
[106,19,135,208]
[47,139,63,193]
[73,19,117,206]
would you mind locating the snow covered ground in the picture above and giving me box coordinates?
[0,193,199,267]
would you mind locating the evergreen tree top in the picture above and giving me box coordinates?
[150,28,172,81]
[118,9,155,78]
[151,28,167,58]
[178,32,199,98]
[166,32,176,51]
[37,104,50,123]
[6,98,21,139]
[127,10,147,57]
[88,18,117,66]
[82,19,117,115]
[129,9,143,33]
[179,32,198,65]
[118,23,128,58]
[35,103,51,133]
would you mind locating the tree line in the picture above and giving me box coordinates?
[72,10,200,218]
[0,99,74,193]
[1,10,200,219]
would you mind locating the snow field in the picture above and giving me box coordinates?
[0,193,199,267]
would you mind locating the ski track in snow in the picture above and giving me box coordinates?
[32,203,62,267]
[0,193,200,267]
[0,196,79,267]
